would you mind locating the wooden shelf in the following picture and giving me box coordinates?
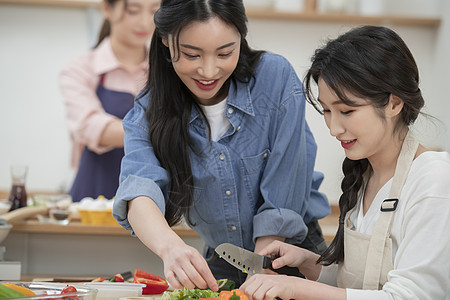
[0,0,441,27]
[0,0,101,8]
[247,8,441,27]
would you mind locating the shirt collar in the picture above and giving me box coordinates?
[92,37,148,75]
[227,78,255,116]
[189,78,255,123]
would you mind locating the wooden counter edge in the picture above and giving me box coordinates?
[9,202,339,242]
[11,221,200,237]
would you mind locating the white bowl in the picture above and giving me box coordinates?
[0,223,12,244]
[84,282,146,300]
[0,201,11,215]
[1,282,97,299]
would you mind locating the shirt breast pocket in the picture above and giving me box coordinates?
[239,149,270,206]
[190,186,221,224]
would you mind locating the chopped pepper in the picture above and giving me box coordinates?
[219,289,248,300]
[133,269,169,294]
[217,279,236,292]
[110,273,125,282]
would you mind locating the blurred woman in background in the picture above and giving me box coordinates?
[60,0,160,202]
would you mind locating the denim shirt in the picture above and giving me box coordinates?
[113,53,330,251]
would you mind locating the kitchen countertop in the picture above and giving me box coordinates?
[11,220,199,237]
[10,209,338,242]
[5,207,337,279]
[1,189,338,242]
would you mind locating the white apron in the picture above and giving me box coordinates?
[337,131,419,290]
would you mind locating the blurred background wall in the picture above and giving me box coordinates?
[0,0,449,205]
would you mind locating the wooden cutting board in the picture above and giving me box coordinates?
[0,206,48,224]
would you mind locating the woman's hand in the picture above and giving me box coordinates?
[127,196,218,292]
[258,240,322,280]
[240,274,300,300]
[160,241,219,292]
[241,273,346,300]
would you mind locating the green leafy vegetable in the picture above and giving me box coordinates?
[160,287,219,300]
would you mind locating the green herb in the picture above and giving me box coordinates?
[160,287,219,300]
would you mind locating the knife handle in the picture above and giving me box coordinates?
[262,256,299,276]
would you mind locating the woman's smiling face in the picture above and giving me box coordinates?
[165,16,241,106]
[318,77,396,162]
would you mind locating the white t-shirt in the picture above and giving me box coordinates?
[319,151,450,300]
[199,98,231,142]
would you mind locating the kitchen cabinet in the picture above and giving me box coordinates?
[3,220,204,279]
[2,209,337,279]
[0,0,441,27]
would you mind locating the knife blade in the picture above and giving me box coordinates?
[215,243,298,276]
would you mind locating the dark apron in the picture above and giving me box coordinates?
[205,220,328,287]
[70,74,134,202]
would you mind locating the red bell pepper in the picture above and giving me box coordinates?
[133,269,169,295]
[110,273,125,282]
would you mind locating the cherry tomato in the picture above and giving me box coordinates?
[61,285,77,294]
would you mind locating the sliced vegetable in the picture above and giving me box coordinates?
[1,283,36,296]
[217,279,235,292]
[91,276,107,282]
[161,287,219,300]
[134,269,169,295]
[0,284,26,298]
[110,273,125,282]
[219,289,248,300]
[229,291,240,300]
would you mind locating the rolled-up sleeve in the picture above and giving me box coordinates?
[113,95,169,232]
[59,58,116,158]
[252,67,315,243]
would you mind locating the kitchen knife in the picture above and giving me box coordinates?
[215,243,298,276]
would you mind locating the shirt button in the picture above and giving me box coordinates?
[228,107,234,114]
[230,225,237,231]
[225,190,232,196]
[263,153,268,159]
[219,154,225,161]
[236,126,241,131]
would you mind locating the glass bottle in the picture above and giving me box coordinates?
[8,165,28,211]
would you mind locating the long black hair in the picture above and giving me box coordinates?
[143,0,264,227]
[303,25,424,265]
[94,0,126,48]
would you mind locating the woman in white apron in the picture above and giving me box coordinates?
[240,25,450,300]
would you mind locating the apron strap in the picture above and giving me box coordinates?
[99,73,106,85]
[362,131,419,290]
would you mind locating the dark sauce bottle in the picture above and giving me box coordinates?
[8,165,28,211]
[9,184,27,211]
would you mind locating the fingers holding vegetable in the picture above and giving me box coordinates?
[161,243,218,292]
[190,248,219,292]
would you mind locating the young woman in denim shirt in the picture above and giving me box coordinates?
[113,0,330,290]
